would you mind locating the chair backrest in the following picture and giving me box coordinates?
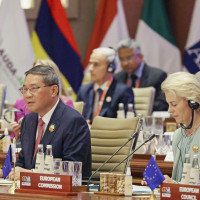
[73,101,84,114]
[133,87,156,116]
[90,116,139,178]
[0,84,6,118]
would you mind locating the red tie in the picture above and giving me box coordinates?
[33,118,44,159]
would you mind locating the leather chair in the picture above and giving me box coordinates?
[90,116,140,179]
[73,101,84,114]
[133,87,156,116]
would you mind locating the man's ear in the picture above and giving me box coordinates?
[51,85,59,97]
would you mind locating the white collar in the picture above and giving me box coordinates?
[94,81,108,91]
[130,62,144,78]
[39,99,59,125]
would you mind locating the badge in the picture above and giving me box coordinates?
[49,124,55,132]
[106,96,112,103]
[192,144,199,153]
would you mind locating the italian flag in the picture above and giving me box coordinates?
[136,0,182,74]
[83,0,129,72]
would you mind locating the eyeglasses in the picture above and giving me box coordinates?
[19,85,54,94]
[119,54,137,63]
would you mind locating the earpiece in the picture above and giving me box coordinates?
[107,62,116,73]
[188,100,199,110]
[107,47,116,73]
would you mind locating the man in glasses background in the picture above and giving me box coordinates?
[115,38,168,112]
[3,65,91,180]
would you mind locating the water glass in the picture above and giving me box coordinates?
[53,158,62,175]
[62,161,74,176]
[73,161,82,186]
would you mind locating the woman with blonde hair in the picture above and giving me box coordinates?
[142,72,200,186]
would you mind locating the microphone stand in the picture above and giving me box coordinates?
[109,134,156,173]
[86,116,143,192]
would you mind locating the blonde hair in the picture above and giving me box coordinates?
[33,59,68,96]
[161,72,200,110]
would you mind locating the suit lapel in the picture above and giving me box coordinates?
[121,71,128,83]
[87,85,95,120]
[139,64,148,87]
[100,80,116,116]
[41,100,64,154]
[26,114,38,166]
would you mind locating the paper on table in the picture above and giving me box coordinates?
[132,185,152,194]
[0,178,14,185]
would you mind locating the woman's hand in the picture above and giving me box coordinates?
[163,175,173,183]
[10,117,23,140]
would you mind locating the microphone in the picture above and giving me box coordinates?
[0,135,5,140]
[86,116,143,192]
[180,109,194,129]
[3,108,24,123]
[109,134,156,173]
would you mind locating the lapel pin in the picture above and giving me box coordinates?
[192,144,199,153]
[106,96,112,103]
[49,124,56,132]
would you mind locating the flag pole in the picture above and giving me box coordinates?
[8,139,16,194]
[149,191,157,200]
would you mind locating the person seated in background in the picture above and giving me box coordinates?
[12,59,74,140]
[114,38,168,112]
[4,65,91,180]
[77,47,135,124]
[142,72,200,184]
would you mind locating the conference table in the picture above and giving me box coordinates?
[0,151,169,199]
[0,185,155,200]
[0,152,173,185]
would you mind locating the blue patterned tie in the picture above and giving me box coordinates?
[97,88,103,100]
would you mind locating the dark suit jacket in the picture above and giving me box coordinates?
[76,79,135,121]
[114,63,168,111]
[16,100,91,179]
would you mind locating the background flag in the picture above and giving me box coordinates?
[136,0,182,74]
[32,0,83,95]
[184,0,200,73]
[0,0,35,104]
[143,156,165,191]
[83,0,129,72]
[3,145,12,179]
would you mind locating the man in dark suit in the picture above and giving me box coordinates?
[77,47,135,123]
[115,38,168,111]
[8,65,91,180]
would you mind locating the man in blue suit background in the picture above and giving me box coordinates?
[77,47,135,124]
[8,65,91,180]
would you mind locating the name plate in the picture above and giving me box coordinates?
[15,172,75,196]
[161,183,200,200]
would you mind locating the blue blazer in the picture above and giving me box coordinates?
[114,63,168,111]
[76,79,135,121]
[16,100,91,179]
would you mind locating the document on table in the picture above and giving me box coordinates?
[132,185,152,194]
[0,178,14,185]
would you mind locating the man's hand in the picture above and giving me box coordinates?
[8,167,33,180]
